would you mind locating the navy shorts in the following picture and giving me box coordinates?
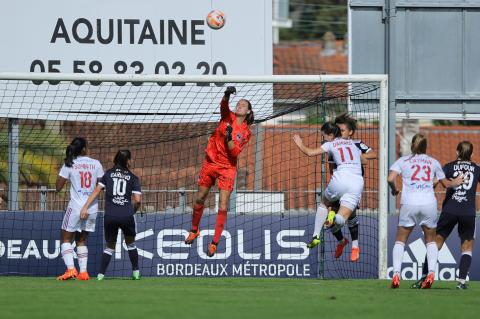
[104,214,137,243]
[436,212,476,242]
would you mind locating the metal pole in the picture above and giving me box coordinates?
[378,78,389,280]
[8,118,19,211]
[254,124,265,191]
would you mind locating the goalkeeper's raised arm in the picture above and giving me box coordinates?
[184,86,254,258]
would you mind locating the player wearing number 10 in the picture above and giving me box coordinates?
[81,150,142,280]
[55,137,104,280]
[387,134,464,289]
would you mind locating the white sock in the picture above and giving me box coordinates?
[76,245,88,273]
[352,240,359,248]
[426,242,438,274]
[392,241,405,274]
[335,214,345,227]
[61,243,75,269]
[313,205,329,237]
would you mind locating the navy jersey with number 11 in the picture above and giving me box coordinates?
[99,166,141,217]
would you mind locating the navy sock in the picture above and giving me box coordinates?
[459,254,472,280]
[128,248,139,271]
[100,251,113,275]
[332,229,344,242]
[421,256,428,277]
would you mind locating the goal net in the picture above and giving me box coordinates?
[0,73,388,279]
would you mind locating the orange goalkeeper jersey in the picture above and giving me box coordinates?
[205,98,252,168]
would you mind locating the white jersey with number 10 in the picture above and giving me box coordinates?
[321,138,363,176]
[59,156,104,209]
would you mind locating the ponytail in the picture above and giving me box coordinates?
[64,137,87,167]
[243,99,254,125]
[411,133,427,155]
[114,149,132,169]
[321,122,341,138]
[457,141,473,161]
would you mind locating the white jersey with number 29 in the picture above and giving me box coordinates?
[59,156,104,209]
[321,138,363,176]
[390,154,445,205]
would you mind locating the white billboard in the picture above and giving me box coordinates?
[0,0,273,123]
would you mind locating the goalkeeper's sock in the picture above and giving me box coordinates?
[426,242,438,273]
[61,243,75,269]
[348,223,359,242]
[76,245,88,273]
[313,205,328,237]
[191,203,204,232]
[213,209,227,243]
[127,244,139,271]
[99,248,114,275]
[392,241,405,274]
[458,251,472,281]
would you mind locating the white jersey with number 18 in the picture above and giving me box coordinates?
[59,156,104,209]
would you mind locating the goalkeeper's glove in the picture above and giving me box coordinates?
[225,124,233,143]
[224,86,236,97]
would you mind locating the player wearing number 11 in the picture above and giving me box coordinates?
[388,134,464,289]
[56,137,104,280]
[293,122,364,249]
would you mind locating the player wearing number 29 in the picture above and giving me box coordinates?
[81,150,142,280]
[184,86,254,257]
[388,134,464,289]
[55,137,104,280]
[414,141,480,290]
[293,122,364,249]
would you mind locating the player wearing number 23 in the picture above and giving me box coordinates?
[387,134,463,289]
[55,137,104,280]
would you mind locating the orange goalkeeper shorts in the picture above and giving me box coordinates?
[197,159,237,192]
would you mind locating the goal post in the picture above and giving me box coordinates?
[0,72,388,279]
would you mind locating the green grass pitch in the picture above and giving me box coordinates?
[1,277,479,319]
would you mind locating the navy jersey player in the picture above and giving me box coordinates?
[81,150,142,280]
[414,141,479,289]
[329,113,377,262]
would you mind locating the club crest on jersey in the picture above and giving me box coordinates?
[236,132,242,141]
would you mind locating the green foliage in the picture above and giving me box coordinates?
[0,125,66,187]
[280,0,348,41]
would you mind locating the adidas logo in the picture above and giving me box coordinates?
[387,238,464,281]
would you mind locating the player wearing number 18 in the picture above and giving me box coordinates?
[387,134,464,289]
[56,137,104,280]
[81,150,142,280]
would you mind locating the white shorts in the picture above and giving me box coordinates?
[324,172,364,211]
[399,202,438,228]
[61,202,98,233]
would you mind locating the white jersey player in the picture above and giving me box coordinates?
[55,137,104,281]
[388,133,463,289]
[293,122,364,249]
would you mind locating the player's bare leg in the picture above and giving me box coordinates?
[185,185,210,244]
[392,226,413,288]
[57,230,78,280]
